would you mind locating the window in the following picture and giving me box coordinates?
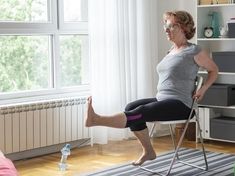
[63,0,88,22]
[0,35,51,92]
[0,0,49,22]
[59,35,89,87]
[0,0,89,103]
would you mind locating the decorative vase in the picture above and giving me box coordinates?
[209,11,220,38]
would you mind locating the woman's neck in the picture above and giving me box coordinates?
[173,34,188,49]
[174,40,188,49]
[168,38,189,55]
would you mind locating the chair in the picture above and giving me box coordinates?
[139,76,208,176]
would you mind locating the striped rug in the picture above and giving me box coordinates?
[84,148,235,176]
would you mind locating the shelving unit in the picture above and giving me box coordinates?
[197,38,235,41]
[196,1,235,143]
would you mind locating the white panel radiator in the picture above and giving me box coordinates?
[0,97,91,159]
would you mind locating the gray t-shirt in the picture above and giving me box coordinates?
[156,43,201,108]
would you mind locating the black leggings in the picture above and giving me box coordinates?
[124,98,192,131]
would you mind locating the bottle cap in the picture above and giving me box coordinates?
[65,144,71,149]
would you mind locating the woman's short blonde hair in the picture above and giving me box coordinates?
[163,10,196,40]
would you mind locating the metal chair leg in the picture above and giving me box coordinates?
[169,124,179,159]
[138,76,208,175]
[149,123,156,137]
[165,115,208,174]
[165,118,191,175]
[195,114,209,170]
[139,110,208,175]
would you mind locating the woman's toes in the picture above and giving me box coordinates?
[132,152,156,166]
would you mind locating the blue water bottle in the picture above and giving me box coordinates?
[58,144,71,171]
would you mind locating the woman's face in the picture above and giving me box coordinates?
[163,17,182,41]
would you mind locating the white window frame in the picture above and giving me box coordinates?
[0,0,57,33]
[57,0,88,32]
[0,0,90,105]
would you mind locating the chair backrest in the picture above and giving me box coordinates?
[194,76,203,103]
[195,76,203,92]
[187,75,204,114]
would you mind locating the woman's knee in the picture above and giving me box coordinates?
[125,101,136,111]
[130,124,147,131]
[125,119,147,131]
[125,98,156,111]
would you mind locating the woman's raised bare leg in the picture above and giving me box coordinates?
[85,96,127,128]
[85,96,156,166]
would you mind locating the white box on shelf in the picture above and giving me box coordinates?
[198,108,205,138]
[202,108,221,139]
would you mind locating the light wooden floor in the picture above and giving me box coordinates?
[14,136,235,176]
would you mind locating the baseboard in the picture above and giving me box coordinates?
[6,138,90,161]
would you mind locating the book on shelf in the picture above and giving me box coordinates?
[227,18,235,23]
[198,0,233,5]
[198,0,213,5]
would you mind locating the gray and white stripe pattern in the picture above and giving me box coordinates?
[83,148,235,176]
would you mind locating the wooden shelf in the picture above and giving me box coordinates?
[197,38,235,41]
[198,71,235,75]
[198,4,235,8]
[199,105,235,109]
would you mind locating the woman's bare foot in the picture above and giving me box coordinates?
[85,96,98,127]
[132,151,156,166]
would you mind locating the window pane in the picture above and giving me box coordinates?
[0,0,48,22]
[64,0,88,22]
[0,36,51,93]
[59,35,89,87]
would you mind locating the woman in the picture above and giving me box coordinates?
[85,10,218,166]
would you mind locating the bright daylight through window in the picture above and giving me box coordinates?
[0,0,89,103]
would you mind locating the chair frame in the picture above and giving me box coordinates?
[139,76,208,176]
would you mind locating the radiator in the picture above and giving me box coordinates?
[0,97,91,158]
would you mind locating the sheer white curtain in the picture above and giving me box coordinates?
[88,0,158,144]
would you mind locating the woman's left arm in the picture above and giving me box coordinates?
[193,50,219,101]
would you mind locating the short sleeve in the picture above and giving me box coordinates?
[190,44,202,56]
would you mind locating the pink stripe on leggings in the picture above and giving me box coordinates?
[127,114,142,121]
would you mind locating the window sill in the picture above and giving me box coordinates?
[0,88,91,107]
